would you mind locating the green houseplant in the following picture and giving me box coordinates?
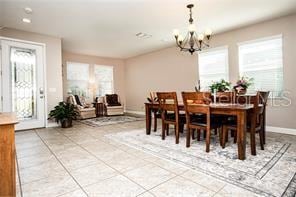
[209,79,231,92]
[49,102,78,128]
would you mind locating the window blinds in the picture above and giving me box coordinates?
[198,47,229,90]
[239,35,283,97]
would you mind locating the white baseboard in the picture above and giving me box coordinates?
[125,110,145,116]
[266,126,296,135]
[46,121,59,128]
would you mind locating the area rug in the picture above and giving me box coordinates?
[106,129,296,197]
[79,115,144,127]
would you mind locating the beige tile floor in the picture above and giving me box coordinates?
[15,120,265,197]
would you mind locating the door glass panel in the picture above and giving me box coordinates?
[10,47,37,120]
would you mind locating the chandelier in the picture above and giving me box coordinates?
[173,4,212,54]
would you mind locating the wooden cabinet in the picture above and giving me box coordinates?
[0,113,18,197]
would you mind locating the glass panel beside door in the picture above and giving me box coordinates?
[0,39,45,130]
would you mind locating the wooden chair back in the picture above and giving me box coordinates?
[181,92,211,123]
[259,91,270,105]
[157,92,179,122]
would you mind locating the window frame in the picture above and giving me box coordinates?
[198,46,229,90]
[94,64,114,97]
[238,34,284,98]
[66,61,90,97]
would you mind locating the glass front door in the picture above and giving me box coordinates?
[1,39,45,130]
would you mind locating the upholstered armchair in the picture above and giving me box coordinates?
[103,94,124,116]
[67,95,96,119]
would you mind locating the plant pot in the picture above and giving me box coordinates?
[236,89,247,95]
[61,118,72,128]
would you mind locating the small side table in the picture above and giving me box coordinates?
[93,102,105,117]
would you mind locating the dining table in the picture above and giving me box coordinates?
[145,102,260,160]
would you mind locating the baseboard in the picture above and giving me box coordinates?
[125,110,145,116]
[266,126,296,135]
[46,121,59,128]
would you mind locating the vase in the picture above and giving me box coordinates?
[237,89,247,95]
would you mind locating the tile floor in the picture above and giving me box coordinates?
[15,120,288,197]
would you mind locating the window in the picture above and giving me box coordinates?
[238,35,283,97]
[67,62,89,97]
[198,47,229,90]
[94,65,114,96]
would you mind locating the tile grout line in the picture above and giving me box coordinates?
[34,130,90,197]
[60,123,246,196]
[15,151,23,197]
[53,127,151,195]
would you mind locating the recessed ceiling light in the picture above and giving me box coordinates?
[24,7,33,14]
[22,18,31,23]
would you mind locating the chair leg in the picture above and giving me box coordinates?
[259,131,264,150]
[225,130,229,143]
[166,125,170,136]
[197,129,201,141]
[214,128,218,135]
[186,128,191,147]
[233,130,237,143]
[203,129,206,139]
[222,126,227,149]
[179,124,184,133]
[250,112,257,155]
[176,124,180,144]
[161,122,166,140]
[192,129,196,139]
[231,130,234,137]
[219,128,223,147]
[153,113,157,132]
[206,128,211,152]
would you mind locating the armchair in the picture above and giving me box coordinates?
[67,95,96,119]
[103,94,124,116]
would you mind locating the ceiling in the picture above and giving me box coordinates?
[1,0,296,58]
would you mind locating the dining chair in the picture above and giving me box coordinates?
[182,92,222,152]
[212,91,236,143]
[222,92,264,155]
[156,92,186,144]
[258,91,270,144]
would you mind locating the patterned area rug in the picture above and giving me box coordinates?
[106,129,296,197]
[80,116,144,127]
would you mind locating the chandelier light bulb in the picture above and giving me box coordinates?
[205,28,212,36]
[173,29,179,36]
[188,24,196,32]
[198,34,204,41]
[178,35,184,42]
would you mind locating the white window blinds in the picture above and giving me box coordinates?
[198,47,229,90]
[66,62,89,96]
[94,65,114,96]
[239,35,283,97]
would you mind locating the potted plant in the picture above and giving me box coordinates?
[209,79,231,92]
[233,76,254,94]
[49,102,78,128]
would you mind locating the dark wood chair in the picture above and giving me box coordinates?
[156,92,186,144]
[182,92,222,152]
[258,91,270,144]
[222,92,264,155]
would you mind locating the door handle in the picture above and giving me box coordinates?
[39,88,44,99]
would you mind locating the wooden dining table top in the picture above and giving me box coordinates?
[145,102,259,110]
